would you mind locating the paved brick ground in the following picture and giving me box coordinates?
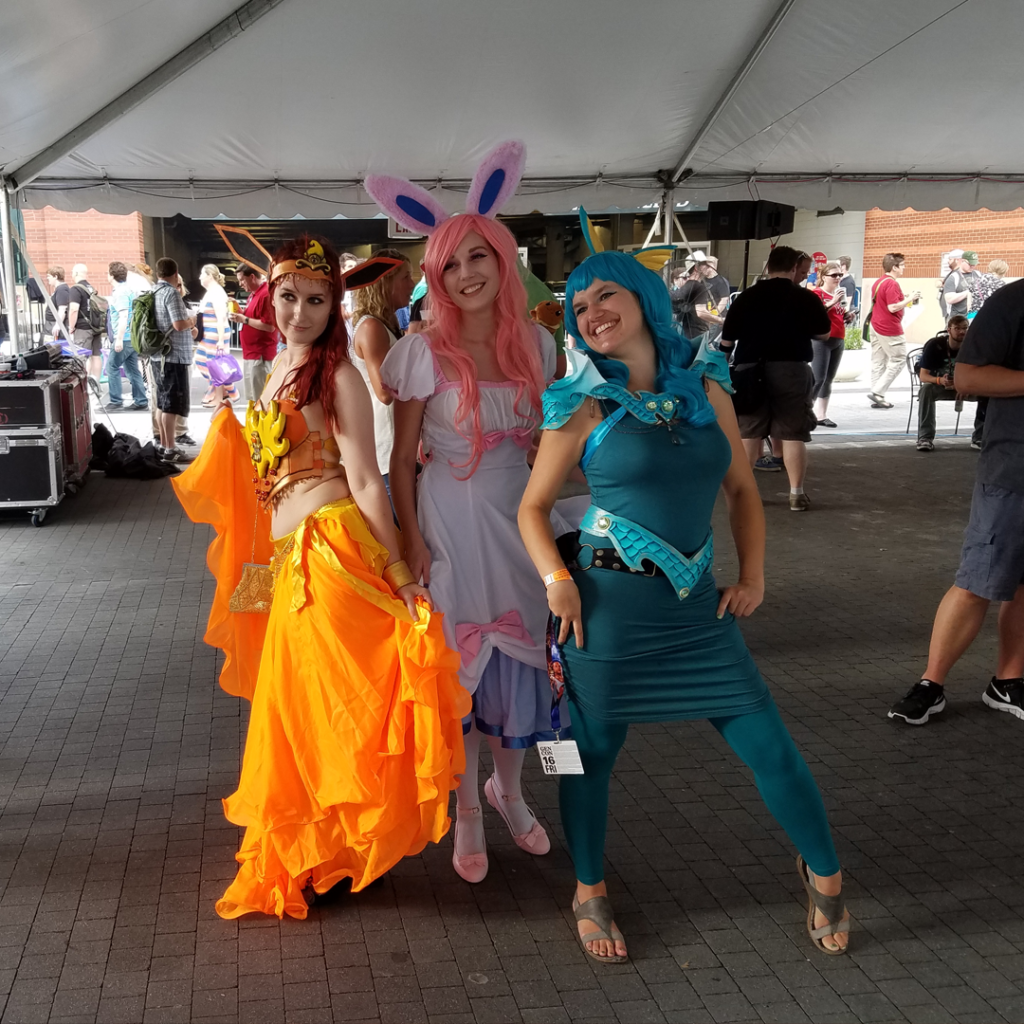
[2,433,1023,1024]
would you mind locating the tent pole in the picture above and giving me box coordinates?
[661,188,676,285]
[669,0,797,183]
[0,177,21,352]
[8,0,287,190]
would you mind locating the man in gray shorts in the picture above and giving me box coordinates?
[720,246,832,511]
[889,279,1024,725]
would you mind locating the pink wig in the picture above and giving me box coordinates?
[423,213,543,476]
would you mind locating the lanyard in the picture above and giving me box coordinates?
[545,614,566,736]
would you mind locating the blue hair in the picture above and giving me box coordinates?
[564,251,702,399]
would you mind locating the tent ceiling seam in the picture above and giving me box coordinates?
[668,0,798,184]
[7,0,288,190]
[691,0,974,176]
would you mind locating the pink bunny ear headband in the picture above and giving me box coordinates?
[364,140,527,235]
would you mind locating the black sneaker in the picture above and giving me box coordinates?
[982,677,1024,720]
[175,433,197,446]
[888,680,946,725]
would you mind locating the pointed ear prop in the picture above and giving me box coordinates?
[579,207,605,256]
[342,256,404,291]
[466,140,526,218]
[364,175,450,236]
[214,224,274,276]
[631,246,675,273]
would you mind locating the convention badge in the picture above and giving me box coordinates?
[538,615,584,775]
[537,739,584,775]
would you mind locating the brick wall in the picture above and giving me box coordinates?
[864,209,1024,278]
[21,207,145,296]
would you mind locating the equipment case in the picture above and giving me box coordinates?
[59,368,93,486]
[0,423,65,525]
[0,371,62,427]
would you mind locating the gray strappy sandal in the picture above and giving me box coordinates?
[572,894,628,964]
[796,855,851,956]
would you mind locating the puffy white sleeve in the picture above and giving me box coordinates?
[535,324,557,382]
[380,332,437,402]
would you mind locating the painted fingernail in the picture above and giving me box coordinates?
[717,612,724,619]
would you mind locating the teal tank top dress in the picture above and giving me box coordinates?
[542,348,772,724]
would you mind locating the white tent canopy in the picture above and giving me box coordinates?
[2,0,1024,218]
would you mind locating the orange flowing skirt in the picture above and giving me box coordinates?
[172,411,468,919]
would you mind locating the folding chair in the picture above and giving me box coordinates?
[905,346,924,433]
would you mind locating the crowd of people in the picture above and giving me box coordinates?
[35,155,1023,964]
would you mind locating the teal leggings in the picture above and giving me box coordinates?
[560,697,839,885]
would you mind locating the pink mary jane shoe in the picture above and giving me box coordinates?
[484,775,551,855]
[452,806,488,883]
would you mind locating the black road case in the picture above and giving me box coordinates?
[0,371,62,427]
[0,423,65,526]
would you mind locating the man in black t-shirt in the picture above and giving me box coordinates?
[721,245,831,511]
[889,281,1024,726]
[44,266,71,338]
[915,315,983,450]
[670,253,724,340]
[68,263,102,378]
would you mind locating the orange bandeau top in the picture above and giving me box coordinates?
[246,398,341,509]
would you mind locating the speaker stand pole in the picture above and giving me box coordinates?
[742,239,750,289]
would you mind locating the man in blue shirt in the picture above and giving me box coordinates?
[105,262,148,411]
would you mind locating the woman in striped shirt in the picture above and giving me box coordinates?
[196,264,239,406]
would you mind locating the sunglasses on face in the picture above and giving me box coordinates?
[824,273,843,278]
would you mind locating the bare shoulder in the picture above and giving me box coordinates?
[353,315,388,349]
[334,359,365,390]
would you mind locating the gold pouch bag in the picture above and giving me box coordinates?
[229,562,274,614]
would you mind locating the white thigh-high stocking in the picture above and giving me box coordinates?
[454,722,485,856]
[486,740,535,836]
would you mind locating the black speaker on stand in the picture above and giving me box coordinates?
[706,201,796,286]
[706,200,795,240]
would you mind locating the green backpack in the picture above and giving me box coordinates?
[129,290,172,357]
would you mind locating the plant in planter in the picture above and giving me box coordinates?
[835,325,868,381]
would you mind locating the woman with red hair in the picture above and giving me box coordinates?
[172,234,468,918]
[381,211,567,883]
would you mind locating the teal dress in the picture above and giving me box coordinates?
[543,349,771,724]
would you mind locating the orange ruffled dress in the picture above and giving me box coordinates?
[172,409,468,919]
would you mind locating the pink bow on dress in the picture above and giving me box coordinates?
[455,609,535,663]
[481,427,534,452]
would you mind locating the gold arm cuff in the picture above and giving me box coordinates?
[383,560,417,591]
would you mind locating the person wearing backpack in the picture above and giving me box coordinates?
[104,262,148,411]
[151,258,198,464]
[68,263,107,380]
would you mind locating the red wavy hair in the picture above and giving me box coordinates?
[267,234,348,433]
